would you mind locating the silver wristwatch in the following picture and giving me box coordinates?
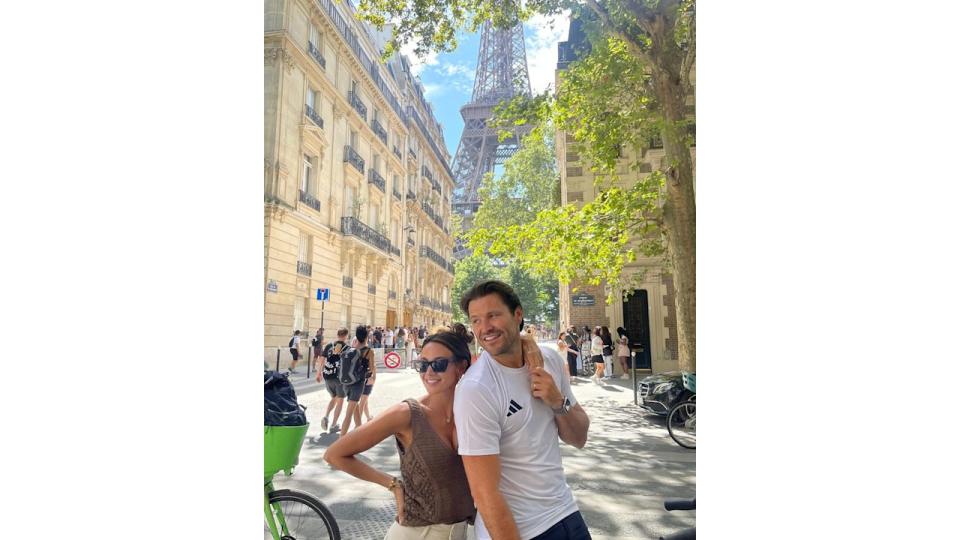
[552,396,572,416]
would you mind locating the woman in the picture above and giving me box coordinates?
[557,331,574,384]
[600,326,615,379]
[325,325,475,540]
[396,327,406,351]
[616,327,631,380]
[591,326,605,384]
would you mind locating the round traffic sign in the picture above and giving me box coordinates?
[384,351,402,369]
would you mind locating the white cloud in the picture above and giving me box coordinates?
[422,82,444,99]
[524,13,569,95]
[399,39,439,76]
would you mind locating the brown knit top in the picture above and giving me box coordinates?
[395,398,475,526]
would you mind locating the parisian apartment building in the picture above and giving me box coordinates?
[554,17,696,375]
[264,0,456,360]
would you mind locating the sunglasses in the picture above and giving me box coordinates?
[415,357,451,373]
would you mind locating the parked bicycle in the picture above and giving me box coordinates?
[666,372,696,449]
[264,423,340,539]
[658,497,695,540]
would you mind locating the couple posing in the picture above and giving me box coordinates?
[325,280,593,540]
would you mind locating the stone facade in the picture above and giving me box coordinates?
[264,0,455,366]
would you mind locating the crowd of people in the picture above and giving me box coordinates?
[557,325,633,384]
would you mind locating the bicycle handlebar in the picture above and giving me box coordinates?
[664,498,696,511]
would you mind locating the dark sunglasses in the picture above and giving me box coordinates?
[415,357,451,373]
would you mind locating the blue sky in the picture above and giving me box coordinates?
[401,14,569,158]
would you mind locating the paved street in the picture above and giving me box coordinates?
[273,342,696,539]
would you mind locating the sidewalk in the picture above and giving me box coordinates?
[271,358,695,539]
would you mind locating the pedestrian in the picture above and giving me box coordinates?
[396,327,406,351]
[340,325,375,436]
[316,327,348,432]
[406,327,418,367]
[615,327,631,380]
[557,331,574,385]
[591,326,605,384]
[287,330,302,374]
[324,326,476,540]
[563,327,580,379]
[384,326,395,350]
[373,326,384,349]
[456,280,592,540]
[600,326,615,379]
[311,328,324,371]
[355,343,377,425]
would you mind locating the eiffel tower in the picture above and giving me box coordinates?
[451,20,532,259]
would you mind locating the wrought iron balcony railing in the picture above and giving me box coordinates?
[406,190,416,201]
[408,148,417,161]
[368,168,385,192]
[343,145,365,174]
[421,166,434,182]
[342,275,353,289]
[297,261,312,277]
[388,290,397,300]
[299,190,321,212]
[348,90,367,121]
[307,42,326,69]
[368,284,376,294]
[305,104,323,128]
[341,216,393,255]
[420,245,453,275]
[392,188,402,201]
[393,146,402,160]
[371,119,387,145]
[407,236,415,247]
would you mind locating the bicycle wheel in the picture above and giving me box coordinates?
[265,489,340,540]
[667,400,696,449]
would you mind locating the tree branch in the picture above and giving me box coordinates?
[583,0,655,67]
[680,10,696,89]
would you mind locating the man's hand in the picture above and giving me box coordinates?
[392,482,405,524]
[529,366,563,410]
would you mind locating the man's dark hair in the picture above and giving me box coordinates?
[459,280,522,317]
[356,325,368,343]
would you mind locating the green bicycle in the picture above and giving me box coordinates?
[264,424,340,539]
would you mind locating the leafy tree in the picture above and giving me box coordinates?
[451,253,499,321]
[355,0,697,371]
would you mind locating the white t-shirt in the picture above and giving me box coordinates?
[591,335,603,357]
[454,345,580,540]
[384,329,395,347]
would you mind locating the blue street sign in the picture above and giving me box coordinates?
[317,288,330,301]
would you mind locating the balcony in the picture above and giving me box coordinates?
[344,145,365,174]
[393,146,402,160]
[342,275,353,289]
[368,284,377,294]
[348,90,367,121]
[420,246,454,275]
[406,190,416,202]
[305,104,323,129]
[299,190,321,212]
[371,119,387,145]
[297,261,312,277]
[341,216,394,255]
[407,236,415,247]
[392,188,402,201]
[307,42,326,69]
[421,202,444,230]
[408,148,417,161]
[368,168,385,192]
[388,290,397,300]
[421,166,434,183]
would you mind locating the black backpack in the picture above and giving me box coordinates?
[288,336,295,348]
[322,341,345,379]
[339,346,369,386]
[264,371,307,426]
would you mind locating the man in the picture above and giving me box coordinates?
[316,327,348,432]
[454,280,592,540]
[288,330,302,374]
[311,328,324,370]
[384,326,395,350]
[372,326,383,349]
[340,325,375,436]
[563,327,580,379]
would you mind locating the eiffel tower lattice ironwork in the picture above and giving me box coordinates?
[451,20,533,259]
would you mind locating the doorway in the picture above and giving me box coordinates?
[622,289,652,369]
[386,309,397,328]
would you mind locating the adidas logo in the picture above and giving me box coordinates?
[506,399,523,417]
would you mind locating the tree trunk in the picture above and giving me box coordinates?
[654,69,696,373]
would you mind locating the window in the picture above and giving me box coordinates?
[373,154,380,174]
[301,154,313,193]
[309,24,320,49]
[369,202,379,229]
[350,130,358,148]
[306,88,315,109]
[298,232,311,262]
[345,185,356,218]
[566,166,583,177]
[392,220,399,245]
[293,298,305,332]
